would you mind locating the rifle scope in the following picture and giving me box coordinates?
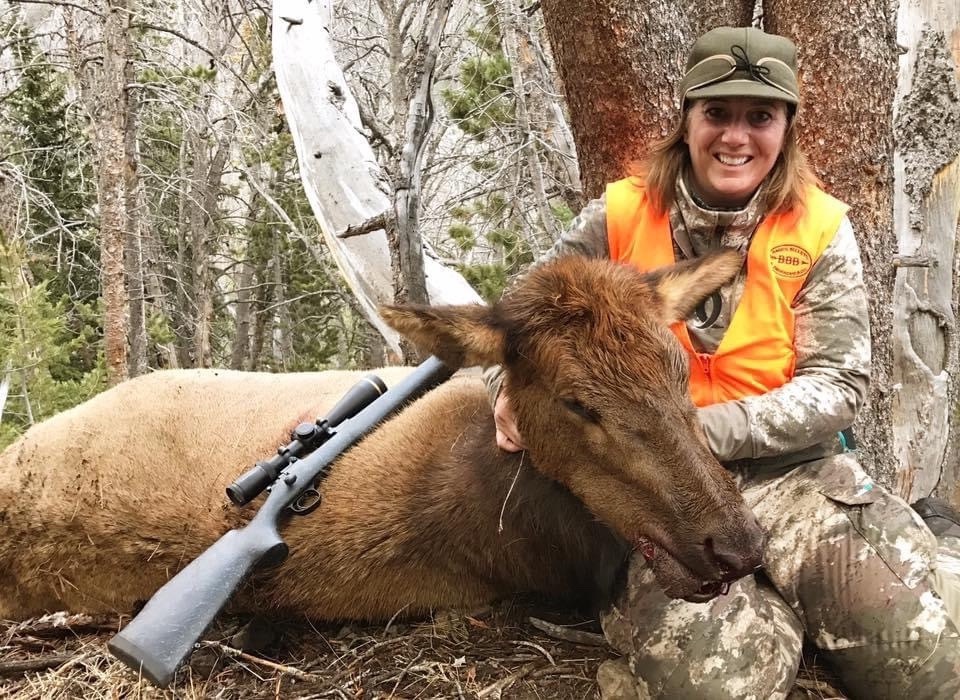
[225,374,387,506]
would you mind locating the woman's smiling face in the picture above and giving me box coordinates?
[684,97,789,208]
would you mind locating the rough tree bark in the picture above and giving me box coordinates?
[98,0,131,386]
[540,1,697,196]
[124,54,148,378]
[391,0,453,308]
[888,4,960,501]
[767,1,960,501]
[272,0,480,358]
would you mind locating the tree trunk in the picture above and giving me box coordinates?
[392,0,453,310]
[0,360,10,425]
[272,0,480,359]
[169,133,193,368]
[124,57,148,378]
[681,0,753,35]
[187,124,213,368]
[230,257,254,371]
[142,229,179,369]
[522,15,585,211]
[765,0,900,486]
[98,0,130,386]
[888,9,960,502]
[498,0,558,252]
[540,1,695,196]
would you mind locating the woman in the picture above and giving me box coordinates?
[486,26,960,699]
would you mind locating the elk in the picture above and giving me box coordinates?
[0,251,763,624]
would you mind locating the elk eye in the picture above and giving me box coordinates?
[563,398,599,423]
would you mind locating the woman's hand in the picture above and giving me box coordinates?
[494,388,527,452]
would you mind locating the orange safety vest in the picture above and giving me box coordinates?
[606,176,848,407]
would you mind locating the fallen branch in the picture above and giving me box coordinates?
[528,617,607,646]
[0,653,75,677]
[204,641,320,682]
[477,662,537,698]
[516,639,555,665]
[5,612,121,641]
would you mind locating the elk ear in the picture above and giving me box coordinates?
[647,250,743,324]
[380,304,505,369]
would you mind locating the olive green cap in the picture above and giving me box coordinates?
[680,27,799,106]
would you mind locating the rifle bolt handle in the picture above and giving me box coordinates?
[284,474,297,485]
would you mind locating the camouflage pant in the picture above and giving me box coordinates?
[600,453,960,699]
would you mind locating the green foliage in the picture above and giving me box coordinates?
[552,202,575,229]
[183,64,217,82]
[457,262,507,303]
[228,130,366,372]
[441,20,514,139]
[0,6,368,444]
[0,20,102,422]
[147,312,175,346]
[436,8,572,292]
[0,24,98,305]
[0,278,106,450]
[470,157,498,173]
[448,223,476,251]
[447,216,533,302]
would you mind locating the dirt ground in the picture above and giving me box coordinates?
[0,600,848,699]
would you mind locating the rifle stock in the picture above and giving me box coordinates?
[108,524,287,686]
[108,356,453,687]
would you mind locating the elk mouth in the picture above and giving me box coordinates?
[635,536,735,604]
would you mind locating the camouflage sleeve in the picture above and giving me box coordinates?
[538,195,611,262]
[698,217,871,462]
[483,196,610,406]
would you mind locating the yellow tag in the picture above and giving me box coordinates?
[770,244,812,279]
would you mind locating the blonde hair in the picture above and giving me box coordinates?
[642,106,818,215]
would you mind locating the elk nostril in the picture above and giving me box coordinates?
[704,536,747,576]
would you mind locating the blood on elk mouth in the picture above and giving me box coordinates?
[635,536,731,603]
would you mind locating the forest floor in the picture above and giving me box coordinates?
[0,600,847,699]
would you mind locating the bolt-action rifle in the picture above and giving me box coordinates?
[107,356,453,687]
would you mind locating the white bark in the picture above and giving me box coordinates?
[393,0,453,307]
[0,362,10,425]
[272,0,480,357]
[891,2,960,499]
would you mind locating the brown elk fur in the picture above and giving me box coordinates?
[0,252,763,622]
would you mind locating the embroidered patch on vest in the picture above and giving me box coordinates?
[770,244,812,279]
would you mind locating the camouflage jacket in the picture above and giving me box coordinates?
[484,177,871,463]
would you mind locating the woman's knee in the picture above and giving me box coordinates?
[602,561,802,699]
[761,460,960,695]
